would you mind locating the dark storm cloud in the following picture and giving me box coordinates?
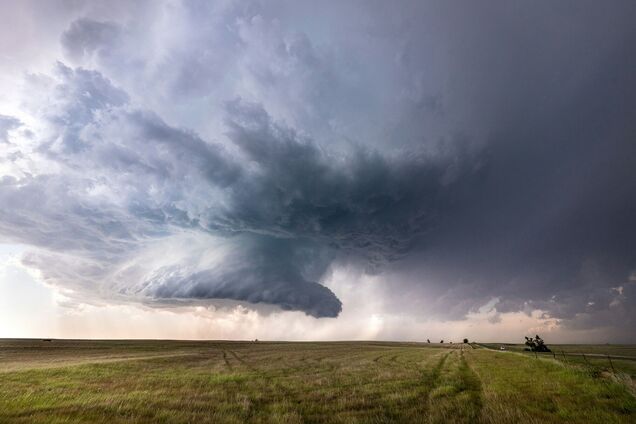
[218,99,457,268]
[358,0,636,331]
[141,236,342,318]
[0,61,465,317]
[368,0,636,335]
[1,1,635,335]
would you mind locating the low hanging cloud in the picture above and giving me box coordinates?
[1,63,466,317]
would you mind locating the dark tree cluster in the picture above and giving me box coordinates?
[524,335,551,352]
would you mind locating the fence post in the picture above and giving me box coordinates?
[582,354,588,365]
[553,352,556,360]
[534,350,538,359]
[607,355,615,374]
[561,351,567,362]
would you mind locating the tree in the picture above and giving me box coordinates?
[524,334,550,352]
[463,338,469,344]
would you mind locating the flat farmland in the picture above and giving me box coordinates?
[0,340,634,423]
[480,343,636,386]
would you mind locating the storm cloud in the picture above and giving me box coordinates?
[0,62,461,317]
[0,0,635,337]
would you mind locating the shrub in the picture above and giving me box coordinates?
[524,334,551,352]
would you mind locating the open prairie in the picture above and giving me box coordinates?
[479,343,636,384]
[0,340,634,423]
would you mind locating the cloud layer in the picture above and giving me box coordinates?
[1,62,463,317]
[0,0,635,338]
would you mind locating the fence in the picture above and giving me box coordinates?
[477,343,636,375]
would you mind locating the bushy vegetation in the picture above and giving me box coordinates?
[0,340,634,423]
[524,334,551,352]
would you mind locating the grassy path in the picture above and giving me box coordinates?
[427,350,483,423]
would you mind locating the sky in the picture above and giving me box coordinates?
[0,0,635,343]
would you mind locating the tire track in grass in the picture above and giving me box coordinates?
[364,350,447,422]
[297,349,408,422]
[228,350,250,370]
[427,351,483,423]
[457,350,484,421]
[221,350,232,370]
[228,349,304,422]
[373,354,386,363]
[227,350,268,421]
[413,351,450,419]
[426,351,450,384]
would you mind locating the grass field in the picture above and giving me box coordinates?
[479,343,636,357]
[0,340,635,423]
[479,343,636,388]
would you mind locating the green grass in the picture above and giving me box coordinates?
[479,342,636,392]
[0,340,634,423]
[480,343,636,357]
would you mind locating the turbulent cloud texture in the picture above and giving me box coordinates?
[1,63,460,317]
[0,1,635,338]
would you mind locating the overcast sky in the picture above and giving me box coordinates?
[1,0,635,342]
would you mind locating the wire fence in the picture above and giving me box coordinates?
[532,351,632,374]
[476,343,636,375]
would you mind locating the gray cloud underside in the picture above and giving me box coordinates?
[1,64,461,317]
[1,1,635,334]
